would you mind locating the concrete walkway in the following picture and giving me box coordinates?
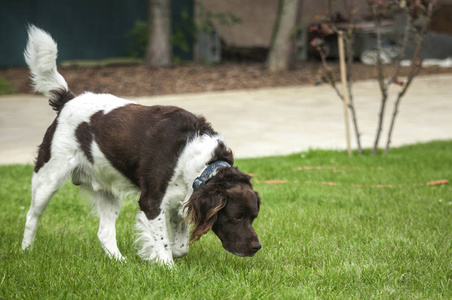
[1,74,451,165]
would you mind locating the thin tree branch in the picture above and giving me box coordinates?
[385,0,435,155]
[344,14,363,154]
[386,5,411,86]
[317,45,344,100]
[372,5,387,93]
[368,2,388,155]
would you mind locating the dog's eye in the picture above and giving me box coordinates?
[234,214,246,221]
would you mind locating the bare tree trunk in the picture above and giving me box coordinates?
[370,3,388,156]
[145,0,171,68]
[369,0,436,155]
[266,0,301,72]
[385,1,435,155]
[343,1,363,154]
[372,94,387,156]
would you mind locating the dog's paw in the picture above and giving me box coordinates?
[21,240,33,252]
[107,251,125,262]
[145,252,174,268]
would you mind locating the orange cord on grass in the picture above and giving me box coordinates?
[258,179,449,188]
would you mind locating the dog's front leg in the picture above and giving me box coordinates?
[167,205,190,258]
[170,220,190,258]
[135,210,174,267]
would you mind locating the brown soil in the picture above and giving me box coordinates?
[1,61,452,97]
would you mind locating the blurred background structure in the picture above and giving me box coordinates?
[2,0,452,67]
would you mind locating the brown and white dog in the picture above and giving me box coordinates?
[21,26,261,266]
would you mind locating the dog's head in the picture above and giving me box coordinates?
[185,167,261,257]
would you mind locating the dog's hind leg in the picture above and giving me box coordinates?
[90,189,124,260]
[22,160,73,250]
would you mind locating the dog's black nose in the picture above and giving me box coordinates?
[252,242,262,253]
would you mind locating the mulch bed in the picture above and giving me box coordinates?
[2,61,452,97]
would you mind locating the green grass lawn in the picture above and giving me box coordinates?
[1,141,451,299]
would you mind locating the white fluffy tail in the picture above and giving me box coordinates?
[24,25,69,102]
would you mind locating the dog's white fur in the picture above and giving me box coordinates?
[24,25,68,100]
[21,26,224,266]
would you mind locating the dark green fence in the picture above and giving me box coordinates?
[0,0,193,67]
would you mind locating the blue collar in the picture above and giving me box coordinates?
[192,161,231,191]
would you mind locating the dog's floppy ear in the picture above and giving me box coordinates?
[184,185,227,244]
